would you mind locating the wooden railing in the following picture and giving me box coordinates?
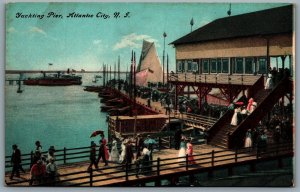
[5,142,293,186]
[174,112,218,131]
[168,73,261,86]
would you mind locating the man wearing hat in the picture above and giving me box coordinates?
[47,146,56,163]
[10,144,25,180]
[87,141,98,172]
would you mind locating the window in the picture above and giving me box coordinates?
[203,59,209,73]
[210,59,217,73]
[192,61,198,72]
[217,59,222,73]
[187,60,192,71]
[258,58,267,74]
[235,58,244,73]
[222,59,229,73]
[177,61,183,72]
[245,58,253,74]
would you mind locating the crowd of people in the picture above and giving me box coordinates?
[10,140,58,185]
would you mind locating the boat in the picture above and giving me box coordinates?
[24,72,82,86]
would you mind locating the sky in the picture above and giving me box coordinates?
[6,2,289,72]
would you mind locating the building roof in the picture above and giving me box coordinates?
[171,5,293,45]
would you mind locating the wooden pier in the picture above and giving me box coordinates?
[5,142,293,187]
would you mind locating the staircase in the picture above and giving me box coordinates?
[208,76,292,149]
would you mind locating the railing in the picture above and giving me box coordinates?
[5,142,293,186]
[5,135,178,171]
[228,77,293,148]
[174,112,218,131]
[168,73,261,86]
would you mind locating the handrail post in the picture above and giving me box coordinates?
[157,157,160,176]
[211,150,215,167]
[186,154,189,171]
[125,163,129,181]
[63,147,67,164]
[89,168,93,186]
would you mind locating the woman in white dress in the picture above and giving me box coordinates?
[265,74,274,90]
[119,139,126,164]
[230,107,240,126]
[177,138,186,163]
[244,129,252,150]
[109,140,119,163]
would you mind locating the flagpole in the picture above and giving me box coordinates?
[133,52,137,136]
[167,54,169,90]
[130,50,133,116]
[118,55,120,90]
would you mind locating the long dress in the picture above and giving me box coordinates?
[265,76,274,90]
[186,143,196,164]
[119,142,126,164]
[178,141,186,163]
[109,141,119,163]
[101,138,110,161]
[244,132,252,148]
[230,108,240,126]
[247,98,254,111]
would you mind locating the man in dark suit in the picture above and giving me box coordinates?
[97,141,108,166]
[10,144,25,179]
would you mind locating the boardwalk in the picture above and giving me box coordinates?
[5,144,271,186]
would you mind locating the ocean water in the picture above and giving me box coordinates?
[5,73,122,156]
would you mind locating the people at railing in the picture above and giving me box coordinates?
[144,135,157,161]
[29,160,46,185]
[174,129,182,150]
[135,134,144,160]
[35,140,43,153]
[100,134,110,161]
[109,140,120,163]
[186,138,196,165]
[87,141,98,172]
[97,140,108,167]
[178,137,187,163]
[46,157,58,185]
[10,144,25,180]
[125,140,134,169]
[119,138,126,164]
[32,150,42,168]
[47,146,56,163]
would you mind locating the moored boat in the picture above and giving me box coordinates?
[23,72,82,86]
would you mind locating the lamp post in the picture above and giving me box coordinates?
[163,32,167,86]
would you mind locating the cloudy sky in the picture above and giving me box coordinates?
[6,2,288,71]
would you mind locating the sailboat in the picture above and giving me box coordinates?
[135,40,163,86]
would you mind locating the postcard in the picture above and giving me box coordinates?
[5,2,294,187]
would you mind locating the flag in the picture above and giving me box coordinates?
[136,69,149,86]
